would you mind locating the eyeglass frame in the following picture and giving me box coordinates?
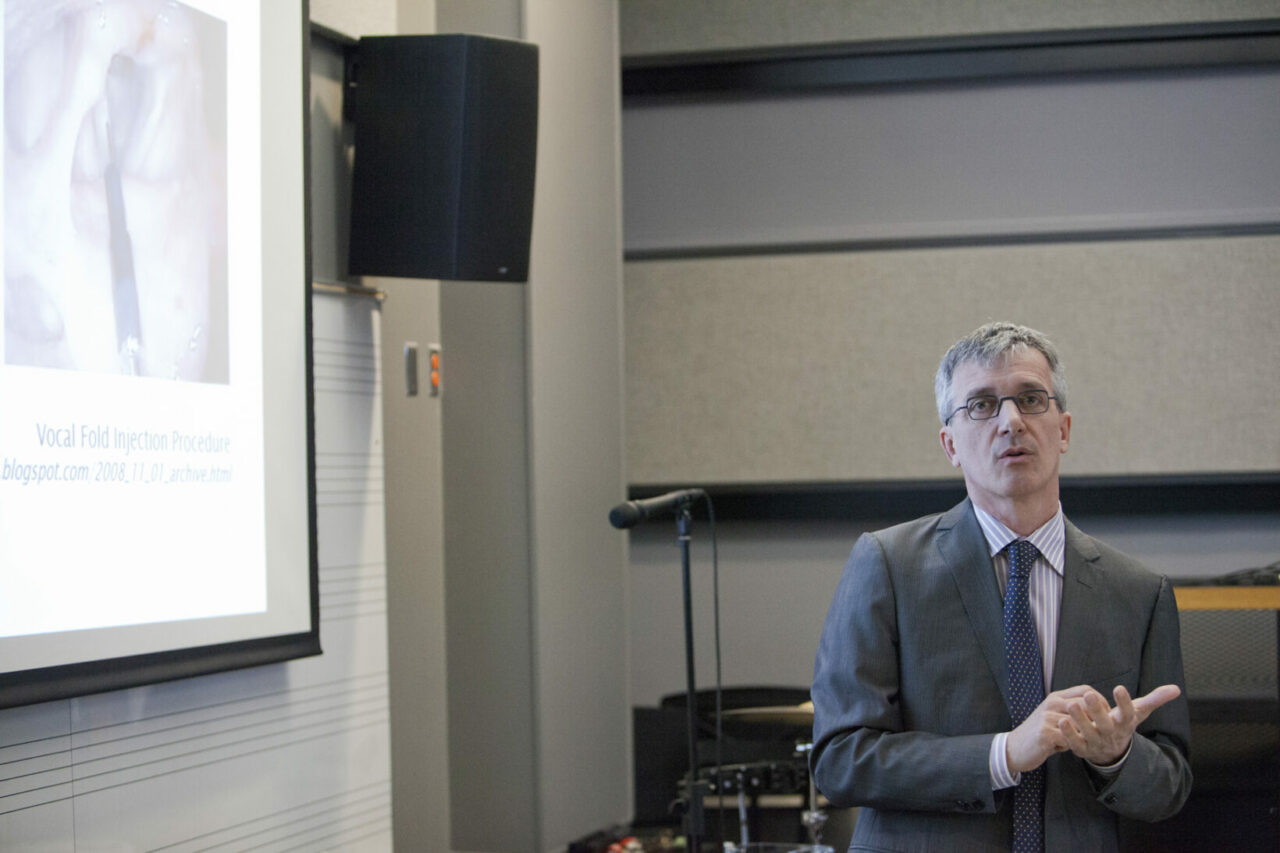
[945,389,1060,425]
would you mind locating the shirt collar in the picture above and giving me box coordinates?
[971,502,1066,575]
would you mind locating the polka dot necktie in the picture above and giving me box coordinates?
[1005,540,1046,853]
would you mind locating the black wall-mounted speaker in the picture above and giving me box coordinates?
[348,34,538,282]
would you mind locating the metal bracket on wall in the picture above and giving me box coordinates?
[310,280,386,302]
[342,42,360,124]
[309,21,361,123]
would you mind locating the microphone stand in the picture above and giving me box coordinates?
[676,502,704,853]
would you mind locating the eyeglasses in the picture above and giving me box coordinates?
[946,389,1058,424]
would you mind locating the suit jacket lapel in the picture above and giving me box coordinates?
[936,499,1011,707]
[1051,520,1104,690]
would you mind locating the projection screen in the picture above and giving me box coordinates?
[0,0,318,707]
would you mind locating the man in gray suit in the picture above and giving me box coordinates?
[811,322,1191,852]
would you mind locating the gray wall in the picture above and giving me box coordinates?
[523,4,628,844]
[380,2,629,851]
[621,0,1280,57]
[379,277,451,852]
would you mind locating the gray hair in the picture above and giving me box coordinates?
[935,322,1068,424]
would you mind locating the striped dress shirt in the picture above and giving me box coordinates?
[972,503,1066,790]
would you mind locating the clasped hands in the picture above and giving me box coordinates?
[1006,683,1181,774]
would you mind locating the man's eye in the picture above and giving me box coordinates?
[968,397,994,414]
[1017,391,1046,408]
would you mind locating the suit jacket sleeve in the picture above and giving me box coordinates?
[810,529,1001,814]
[1086,573,1193,822]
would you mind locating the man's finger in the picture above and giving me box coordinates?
[1082,690,1112,723]
[1131,684,1181,721]
[1067,700,1097,738]
[1051,684,1095,702]
[1058,716,1087,753]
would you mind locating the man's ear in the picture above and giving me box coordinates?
[1058,411,1072,454]
[940,426,961,468]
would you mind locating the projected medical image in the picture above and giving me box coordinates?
[0,0,314,707]
[4,0,228,382]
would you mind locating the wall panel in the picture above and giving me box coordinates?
[620,0,1280,59]
[623,67,1280,256]
[625,236,1280,485]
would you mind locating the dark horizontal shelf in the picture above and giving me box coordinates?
[623,221,1280,263]
[623,20,1280,98]
[628,472,1280,522]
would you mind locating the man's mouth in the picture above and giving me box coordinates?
[1000,446,1032,460]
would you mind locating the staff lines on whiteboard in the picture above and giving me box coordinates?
[315,456,383,466]
[0,674,388,814]
[312,353,376,365]
[145,780,389,852]
[314,472,384,484]
[312,341,376,356]
[315,488,384,501]
[312,334,376,350]
[315,494,384,507]
[68,685,387,766]
[254,813,393,853]
[68,705,387,788]
[312,360,378,378]
[312,357,377,374]
[314,455,385,502]
[320,608,387,623]
[320,577,385,595]
[66,673,387,743]
[312,370,377,386]
[320,579,385,608]
[67,716,391,802]
[313,384,379,398]
[68,702,389,795]
[312,378,377,393]
[0,778,73,817]
[319,561,384,577]
[313,474,382,487]
[314,466,384,479]
[0,734,71,770]
[313,387,379,400]
[0,739,71,774]
[0,761,72,802]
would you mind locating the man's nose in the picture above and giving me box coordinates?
[995,398,1026,432]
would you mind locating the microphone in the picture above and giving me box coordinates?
[608,488,705,529]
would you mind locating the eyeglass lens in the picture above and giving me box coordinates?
[966,390,1050,420]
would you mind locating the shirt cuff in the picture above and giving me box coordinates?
[990,732,1021,790]
[1087,740,1132,777]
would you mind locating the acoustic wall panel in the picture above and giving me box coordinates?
[619,0,1280,59]
[623,66,1280,256]
[624,235,1280,485]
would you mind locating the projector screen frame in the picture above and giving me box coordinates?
[0,0,320,709]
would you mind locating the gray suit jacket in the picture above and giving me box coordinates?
[811,499,1192,852]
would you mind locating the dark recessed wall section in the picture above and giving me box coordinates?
[629,474,1280,524]
[622,20,1280,98]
